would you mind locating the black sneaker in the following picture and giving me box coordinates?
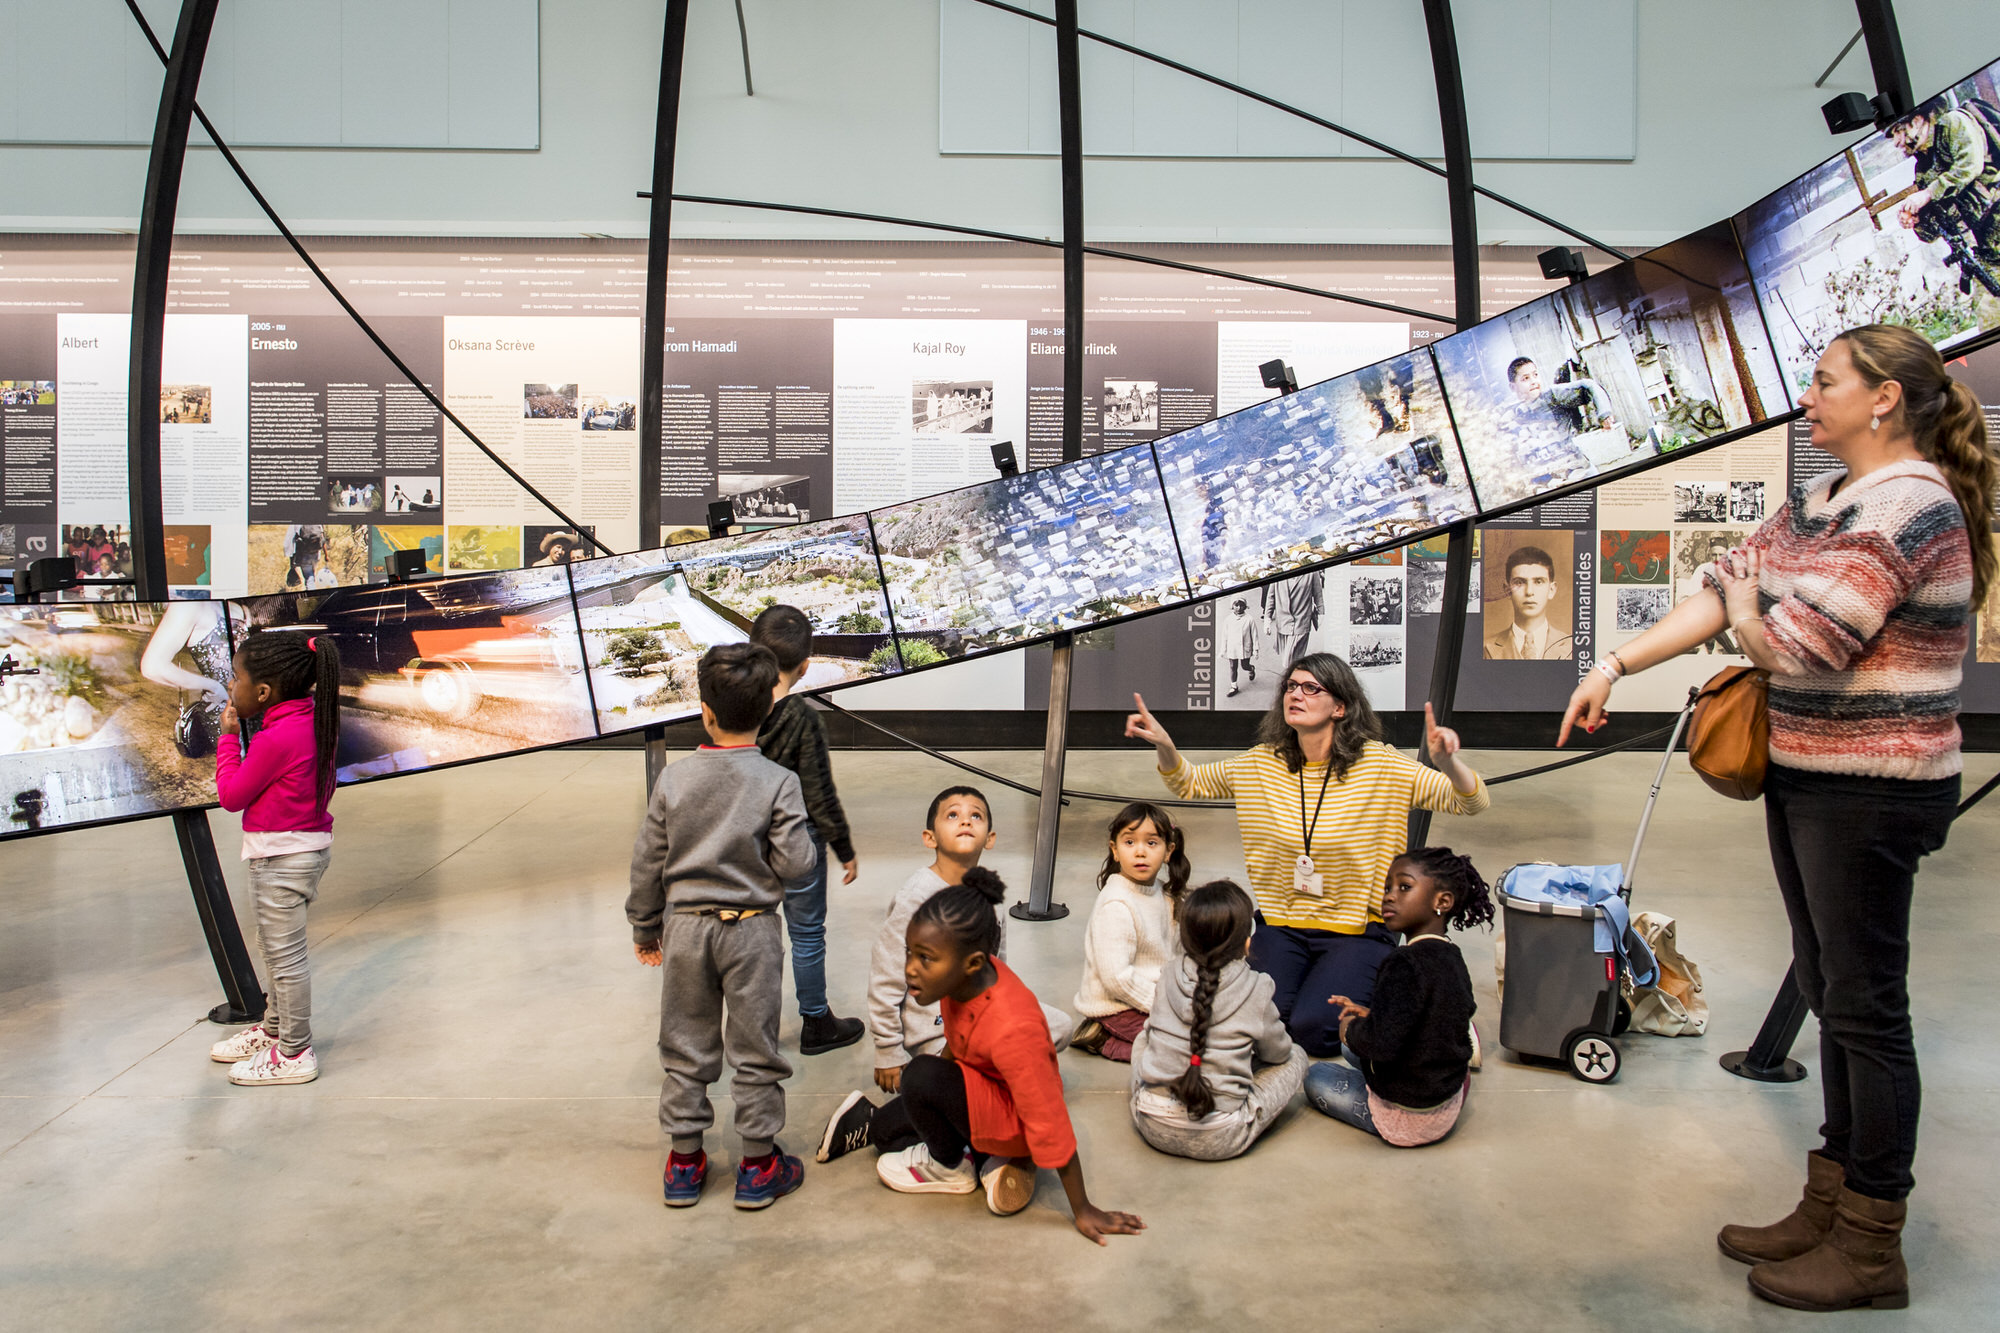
[817,1089,876,1163]
[800,1012,865,1055]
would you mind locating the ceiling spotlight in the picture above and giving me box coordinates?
[1538,247,1589,285]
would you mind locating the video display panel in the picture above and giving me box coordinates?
[568,515,897,732]
[1435,222,1786,511]
[0,601,232,834]
[872,447,1188,663]
[1735,58,2000,393]
[230,566,595,782]
[1155,350,1476,592]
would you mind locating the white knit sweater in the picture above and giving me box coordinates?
[1074,873,1174,1017]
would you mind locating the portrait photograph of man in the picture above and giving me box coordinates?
[1482,530,1576,661]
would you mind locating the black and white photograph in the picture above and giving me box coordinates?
[1673,481,1728,523]
[1349,629,1404,671]
[580,393,637,431]
[1616,586,1674,633]
[719,474,811,525]
[1408,559,1447,615]
[328,478,383,515]
[523,382,579,420]
[1349,576,1404,626]
[386,476,443,514]
[1102,379,1159,431]
[911,379,993,435]
[1729,480,1766,522]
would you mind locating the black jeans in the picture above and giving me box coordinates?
[1247,916,1399,1058]
[868,1054,976,1166]
[1764,764,1957,1202]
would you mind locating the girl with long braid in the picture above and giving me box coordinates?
[1129,880,1307,1161]
[817,868,1145,1244]
[1304,847,1491,1147]
[206,629,343,1086]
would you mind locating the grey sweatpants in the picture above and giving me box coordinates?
[248,848,331,1057]
[657,911,791,1157]
[1127,1031,1308,1161]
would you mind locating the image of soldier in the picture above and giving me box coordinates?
[1890,96,2000,310]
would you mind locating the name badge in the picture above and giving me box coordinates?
[1294,854,1324,897]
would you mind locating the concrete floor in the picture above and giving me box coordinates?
[2,740,1998,1331]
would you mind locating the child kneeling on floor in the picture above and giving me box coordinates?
[865,785,1067,1094]
[820,868,1145,1245]
[1071,802,1188,1062]
[1304,847,1490,1148]
[627,643,818,1210]
[1130,880,1308,1160]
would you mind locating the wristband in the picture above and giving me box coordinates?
[1594,659,1622,684]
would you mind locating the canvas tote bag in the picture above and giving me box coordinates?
[1620,911,1709,1037]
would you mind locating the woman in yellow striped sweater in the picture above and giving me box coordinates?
[1125,652,1488,1056]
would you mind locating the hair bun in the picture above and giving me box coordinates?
[960,866,1008,905]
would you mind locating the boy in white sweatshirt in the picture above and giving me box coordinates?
[866,785,1068,1095]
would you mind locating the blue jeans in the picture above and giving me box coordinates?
[1303,1057,1378,1136]
[1248,917,1398,1057]
[782,833,830,1017]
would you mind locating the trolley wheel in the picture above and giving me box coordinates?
[1564,1032,1620,1084]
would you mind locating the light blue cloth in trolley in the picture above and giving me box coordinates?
[1499,863,1659,988]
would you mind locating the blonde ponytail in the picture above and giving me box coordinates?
[1834,324,1998,606]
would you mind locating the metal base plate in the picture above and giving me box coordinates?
[1009,900,1069,922]
[207,1002,266,1026]
[1719,1049,1808,1083]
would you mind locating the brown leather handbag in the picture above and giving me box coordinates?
[1688,666,1770,800]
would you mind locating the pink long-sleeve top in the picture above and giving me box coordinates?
[215,698,333,858]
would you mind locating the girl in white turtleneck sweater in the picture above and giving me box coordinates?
[1072,802,1190,1062]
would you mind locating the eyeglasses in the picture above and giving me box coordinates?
[1281,679,1328,698]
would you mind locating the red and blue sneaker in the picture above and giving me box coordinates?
[734,1146,805,1210]
[663,1150,707,1208]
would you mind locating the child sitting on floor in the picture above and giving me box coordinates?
[818,868,1146,1244]
[863,785,1067,1094]
[1304,846,1491,1148]
[1129,879,1308,1160]
[1071,802,1188,1062]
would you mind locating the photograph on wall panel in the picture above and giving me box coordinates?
[1436,221,1787,512]
[1736,56,2000,393]
[229,566,595,783]
[0,600,232,836]
[566,514,897,732]
[1154,348,1477,594]
[871,445,1188,663]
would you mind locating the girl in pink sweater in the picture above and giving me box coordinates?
[207,630,342,1087]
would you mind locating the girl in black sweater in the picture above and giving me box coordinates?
[1304,847,1491,1147]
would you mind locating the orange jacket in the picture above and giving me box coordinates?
[943,959,1077,1169]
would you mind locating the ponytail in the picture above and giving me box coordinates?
[1098,801,1191,906]
[1835,324,1998,606]
[912,865,1006,959]
[238,628,342,807]
[312,636,341,807]
[1164,880,1255,1119]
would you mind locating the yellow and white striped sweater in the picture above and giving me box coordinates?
[1162,741,1489,933]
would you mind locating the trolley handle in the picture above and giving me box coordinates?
[1619,686,1701,902]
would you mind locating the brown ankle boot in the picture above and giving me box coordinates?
[1717,1151,1844,1264]
[1747,1185,1910,1312]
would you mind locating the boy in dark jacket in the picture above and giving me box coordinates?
[751,605,866,1055]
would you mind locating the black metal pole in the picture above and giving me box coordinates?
[1720,964,1812,1083]
[174,809,265,1025]
[1014,631,1074,922]
[641,0,693,551]
[1854,0,1913,117]
[1056,0,1085,465]
[128,0,219,602]
[1410,519,1475,849]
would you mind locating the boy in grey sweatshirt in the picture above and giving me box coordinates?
[628,643,817,1209]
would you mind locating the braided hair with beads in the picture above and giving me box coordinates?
[1166,879,1256,1119]
[237,628,342,806]
[1391,846,1494,931]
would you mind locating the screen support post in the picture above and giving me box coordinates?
[1409,518,1475,850]
[1854,0,1913,119]
[1014,631,1074,922]
[1056,0,1085,465]
[174,809,265,1025]
[639,0,693,551]
[643,723,669,795]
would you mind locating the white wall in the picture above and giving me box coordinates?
[2,0,1997,248]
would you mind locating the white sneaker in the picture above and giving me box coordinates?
[875,1143,978,1195]
[1468,1019,1483,1071]
[210,1025,277,1064]
[228,1045,319,1086]
[983,1158,1036,1216]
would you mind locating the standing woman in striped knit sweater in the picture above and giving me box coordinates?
[1125,653,1489,1057]
[1561,324,1995,1314]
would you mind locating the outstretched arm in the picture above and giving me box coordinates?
[1055,1154,1146,1246]
[1559,586,1727,746]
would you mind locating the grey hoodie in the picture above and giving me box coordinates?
[1132,955,1293,1116]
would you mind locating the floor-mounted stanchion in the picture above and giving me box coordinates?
[643,723,668,795]
[1721,963,1811,1083]
[1013,631,1074,922]
[173,808,265,1025]
[1409,517,1475,851]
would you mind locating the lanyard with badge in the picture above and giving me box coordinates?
[1294,762,1332,897]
